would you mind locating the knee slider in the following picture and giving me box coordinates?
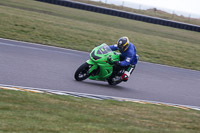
[122,73,129,81]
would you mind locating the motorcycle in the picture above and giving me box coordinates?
[74,43,124,85]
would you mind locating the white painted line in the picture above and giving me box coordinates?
[0,38,88,54]
[140,61,200,73]
[0,42,81,57]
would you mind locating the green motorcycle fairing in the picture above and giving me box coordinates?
[86,43,120,81]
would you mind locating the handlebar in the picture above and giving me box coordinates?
[107,56,114,65]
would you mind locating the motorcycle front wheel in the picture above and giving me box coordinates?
[74,63,91,81]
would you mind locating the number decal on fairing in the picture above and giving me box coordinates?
[126,57,131,62]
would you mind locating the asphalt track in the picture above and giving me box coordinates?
[0,38,200,107]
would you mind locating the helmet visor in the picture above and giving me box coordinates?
[118,44,123,52]
[119,49,123,53]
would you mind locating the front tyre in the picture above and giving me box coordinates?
[74,63,91,81]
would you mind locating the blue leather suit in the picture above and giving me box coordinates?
[109,43,138,66]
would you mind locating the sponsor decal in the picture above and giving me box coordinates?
[126,57,131,62]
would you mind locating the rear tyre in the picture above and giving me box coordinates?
[107,76,122,85]
[107,69,124,85]
[74,63,91,81]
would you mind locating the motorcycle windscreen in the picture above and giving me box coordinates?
[97,44,112,55]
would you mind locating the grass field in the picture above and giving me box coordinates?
[0,89,200,133]
[0,0,200,70]
[73,0,200,26]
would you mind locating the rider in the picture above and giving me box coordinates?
[109,36,139,82]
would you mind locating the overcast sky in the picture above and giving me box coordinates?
[94,0,200,18]
[125,0,200,15]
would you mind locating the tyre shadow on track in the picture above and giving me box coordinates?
[73,80,133,92]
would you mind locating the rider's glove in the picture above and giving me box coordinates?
[113,61,120,66]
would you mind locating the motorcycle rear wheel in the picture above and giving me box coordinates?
[107,76,122,85]
[74,63,91,81]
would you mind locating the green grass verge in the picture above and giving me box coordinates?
[1,89,200,133]
[0,0,200,70]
